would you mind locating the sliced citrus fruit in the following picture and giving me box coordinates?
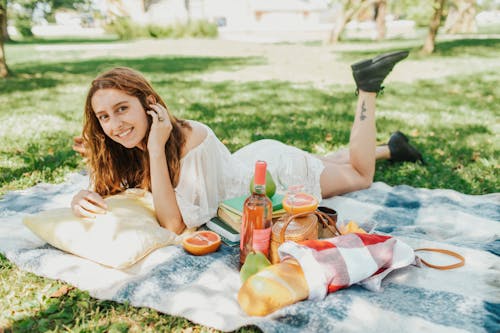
[182,230,221,256]
[282,192,319,215]
[340,221,367,235]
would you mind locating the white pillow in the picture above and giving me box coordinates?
[23,189,182,269]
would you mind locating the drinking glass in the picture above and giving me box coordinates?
[276,152,308,211]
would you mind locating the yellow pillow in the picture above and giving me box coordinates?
[23,189,182,269]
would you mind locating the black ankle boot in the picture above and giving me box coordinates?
[388,131,425,164]
[351,50,409,94]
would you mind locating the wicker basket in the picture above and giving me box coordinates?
[270,211,341,264]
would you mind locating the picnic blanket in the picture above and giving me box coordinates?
[0,173,499,333]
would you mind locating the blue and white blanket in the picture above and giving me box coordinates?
[0,173,499,333]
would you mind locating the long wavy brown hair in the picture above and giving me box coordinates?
[83,67,190,196]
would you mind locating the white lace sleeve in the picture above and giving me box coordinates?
[175,192,212,229]
[175,124,251,228]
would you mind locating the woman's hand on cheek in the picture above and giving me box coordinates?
[71,190,108,218]
[147,103,172,155]
[72,136,88,158]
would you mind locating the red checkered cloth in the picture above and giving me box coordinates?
[278,233,417,300]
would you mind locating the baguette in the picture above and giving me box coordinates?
[238,259,309,316]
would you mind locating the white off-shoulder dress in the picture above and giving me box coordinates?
[175,122,325,228]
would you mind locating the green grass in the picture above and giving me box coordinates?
[1,37,499,332]
[6,36,120,44]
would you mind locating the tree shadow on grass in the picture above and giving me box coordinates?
[0,134,80,190]
[1,282,262,333]
[174,79,355,151]
[336,38,500,62]
[432,38,500,58]
[170,76,497,193]
[376,122,497,194]
[0,55,265,95]
[1,63,496,194]
[0,76,61,96]
[2,288,131,333]
[6,37,120,45]
[15,55,265,76]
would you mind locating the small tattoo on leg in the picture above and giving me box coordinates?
[360,101,367,121]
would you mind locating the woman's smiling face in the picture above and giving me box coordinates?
[91,88,149,149]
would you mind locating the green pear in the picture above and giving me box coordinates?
[240,251,272,283]
[249,170,276,198]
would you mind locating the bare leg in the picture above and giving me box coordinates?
[318,50,411,197]
[376,146,391,160]
[319,91,377,198]
[322,145,390,164]
[349,91,377,178]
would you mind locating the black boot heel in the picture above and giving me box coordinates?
[388,131,425,164]
[351,50,409,94]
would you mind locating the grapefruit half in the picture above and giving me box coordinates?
[182,230,221,255]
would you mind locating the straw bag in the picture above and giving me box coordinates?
[270,211,341,264]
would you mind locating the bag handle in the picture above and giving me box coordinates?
[414,248,465,270]
[278,214,465,270]
[279,210,341,243]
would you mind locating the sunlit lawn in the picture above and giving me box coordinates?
[0,36,499,332]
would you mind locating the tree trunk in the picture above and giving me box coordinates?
[461,0,477,33]
[0,1,8,77]
[0,41,7,78]
[184,0,191,22]
[326,0,376,44]
[1,21,7,42]
[1,4,8,42]
[0,0,6,40]
[375,0,386,40]
[327,11,350,44]
[444,0,476,34]
[422,0,447,54]
[143,0,153,11]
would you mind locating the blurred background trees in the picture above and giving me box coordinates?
[314,0,493,54]
[1,0,499,78]
[325,0,377,44]
[324,0,497,53]
[7,0,87,38]
[1,0,8,77]
[423,0,447,54]
[3,0,498,44]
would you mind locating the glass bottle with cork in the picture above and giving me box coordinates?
[240,160,273,267]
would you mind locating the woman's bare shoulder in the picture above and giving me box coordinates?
[181,120,209,157]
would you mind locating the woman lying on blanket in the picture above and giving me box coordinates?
[71,51,423,234]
